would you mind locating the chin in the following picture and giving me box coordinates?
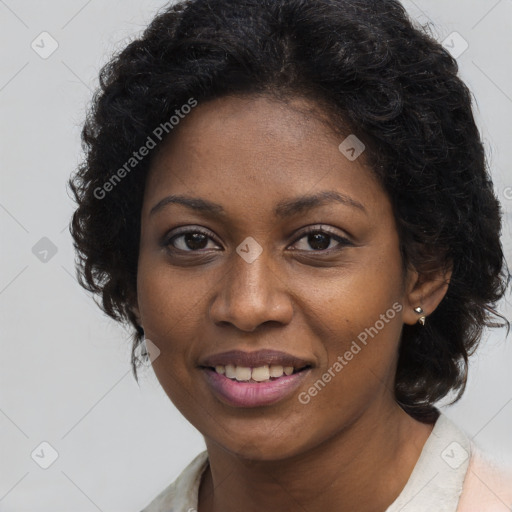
[213,430,306,463]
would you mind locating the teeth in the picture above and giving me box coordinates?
[269,365,284,377]
[251,365,270,382]
[225,364,236,379]
[235,366,251,381]
[212,364,301,381]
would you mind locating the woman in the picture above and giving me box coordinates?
[68,0,512,510]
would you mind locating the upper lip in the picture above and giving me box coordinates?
[199,349,313,369]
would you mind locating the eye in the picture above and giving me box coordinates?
[163,225,353,254]
[164,228,221,252]
[290,226,353,253]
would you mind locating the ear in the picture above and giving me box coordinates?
[402,262,452,326]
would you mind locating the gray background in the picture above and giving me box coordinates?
[0,0,511,510]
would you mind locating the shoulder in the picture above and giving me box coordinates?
[139,450,209,512]
[457,445,512,511]
[386,412,511,512]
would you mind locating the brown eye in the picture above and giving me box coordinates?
[290,226,353,253]
[165,229,221,252]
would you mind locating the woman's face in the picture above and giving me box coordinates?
[136,94,416,460]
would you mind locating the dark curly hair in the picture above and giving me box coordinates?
[68,0,510,422]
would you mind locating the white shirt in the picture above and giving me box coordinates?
[140,413,512,511]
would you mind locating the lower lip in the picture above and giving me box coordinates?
[201,368,311,408]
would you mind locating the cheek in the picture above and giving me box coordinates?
[310,293,403,391]
[138,259,199,330]
[298,297,404,436]
[136,260,205,380]
[136,264,207,417]
[298,242,405,393]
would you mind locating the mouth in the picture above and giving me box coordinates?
[198,349,313,407]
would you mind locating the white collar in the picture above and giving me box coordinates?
[385,413,471,511]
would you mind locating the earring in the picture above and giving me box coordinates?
[414,306,426,326]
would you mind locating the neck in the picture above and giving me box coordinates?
[199,401,435,512]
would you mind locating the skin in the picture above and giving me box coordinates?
[133,94,451,512]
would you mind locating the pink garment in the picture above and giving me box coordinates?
[457,448,512,511]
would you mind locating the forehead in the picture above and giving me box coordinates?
[143,94,388,221]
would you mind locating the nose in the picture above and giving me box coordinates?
[208,248,294,332]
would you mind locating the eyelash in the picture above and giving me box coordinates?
[163,225,353,254]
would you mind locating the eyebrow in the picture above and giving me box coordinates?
[149,190,366,218]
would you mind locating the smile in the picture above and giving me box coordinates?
[198,350,313,407]
[201,367,311,408]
